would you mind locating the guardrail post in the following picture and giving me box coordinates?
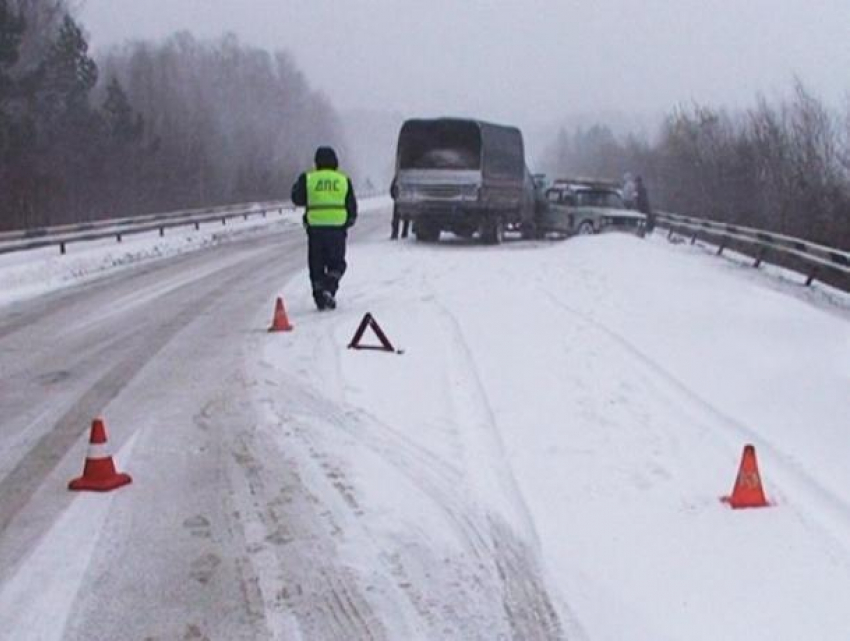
[243,214,248,221]
[806,269,818,287]
[60,242,66,255]
[690,234,697,245]
[159,227,164,237]
[716,244,725,256]
[116,233,122,243]
[221,217,226,226]
[194,222,200,231]
[753,248,765,268]
[262,210,267,218]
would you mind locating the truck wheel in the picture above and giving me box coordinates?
[520,220,537,240]
[481,218,504,245]
[415,223,440,243]
[577,221,595,235]
[452,224,476,239]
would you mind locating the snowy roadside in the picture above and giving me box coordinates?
[0,212,295,307]
[252,231,850,640]
[0,197,390,307]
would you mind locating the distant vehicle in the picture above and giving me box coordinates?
[537,178,646,237]
[551,176,622,193]
[393,118,536,244]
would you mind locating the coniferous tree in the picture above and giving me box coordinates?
[36,14,96,133]
[1,11,346,230]
[0,0,26,228]
[0,1,24,78]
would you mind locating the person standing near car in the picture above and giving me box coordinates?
[622,172,637,209]
[291,146,357,310]
[634,175,654,233]
[389,176,409,240]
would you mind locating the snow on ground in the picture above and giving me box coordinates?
[254,231,850,640]
[0,198,391,308]
[2,208,849,639]
[0,432,141,640]
[0,209,301,307]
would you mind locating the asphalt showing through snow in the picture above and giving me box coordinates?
[0,216,387,635]
[0,210,572,640]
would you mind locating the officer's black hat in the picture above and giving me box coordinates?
[314,146,339,170]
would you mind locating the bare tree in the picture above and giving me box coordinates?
[543,82,850,249]
[99,32,347,215]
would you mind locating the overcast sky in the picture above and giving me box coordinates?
[81,0,849,129]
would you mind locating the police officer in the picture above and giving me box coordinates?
[291,146,357,310]
[634,175,654,233]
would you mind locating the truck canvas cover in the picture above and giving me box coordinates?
[397,118,525,183]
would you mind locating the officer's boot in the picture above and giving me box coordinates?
[323,271,342,310]
[312,283,327,311]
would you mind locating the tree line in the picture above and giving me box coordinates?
[544,82,850,250]
[0,0,343,231]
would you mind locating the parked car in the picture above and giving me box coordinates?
[536,179,646,237]
[393,118,536,244]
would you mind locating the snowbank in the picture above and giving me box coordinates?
[0,213,299,307]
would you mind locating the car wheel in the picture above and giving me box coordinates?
[577,221,595,235]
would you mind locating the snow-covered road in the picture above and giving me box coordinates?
[253,225,850,640]
[1,199,849,640]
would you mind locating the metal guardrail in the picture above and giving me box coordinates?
[0,200,294,256]
[655,212,850,288]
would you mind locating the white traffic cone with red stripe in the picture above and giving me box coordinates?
[68,418,132,492]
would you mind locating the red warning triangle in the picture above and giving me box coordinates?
[348,313,400,353]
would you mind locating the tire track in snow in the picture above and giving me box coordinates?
[269,384,503,638]
[266,313,571,639]
[435,303,572,640]
[227,410,392,641]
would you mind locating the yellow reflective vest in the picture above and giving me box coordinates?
[306,169,349,227]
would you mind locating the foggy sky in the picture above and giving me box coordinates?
[81,0,849,130]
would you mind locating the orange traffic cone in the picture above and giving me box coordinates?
[68,419,132,492]
[722,444,769,509]
[268,297,293,332]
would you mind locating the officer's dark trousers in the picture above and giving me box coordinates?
[307,227,347,302]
